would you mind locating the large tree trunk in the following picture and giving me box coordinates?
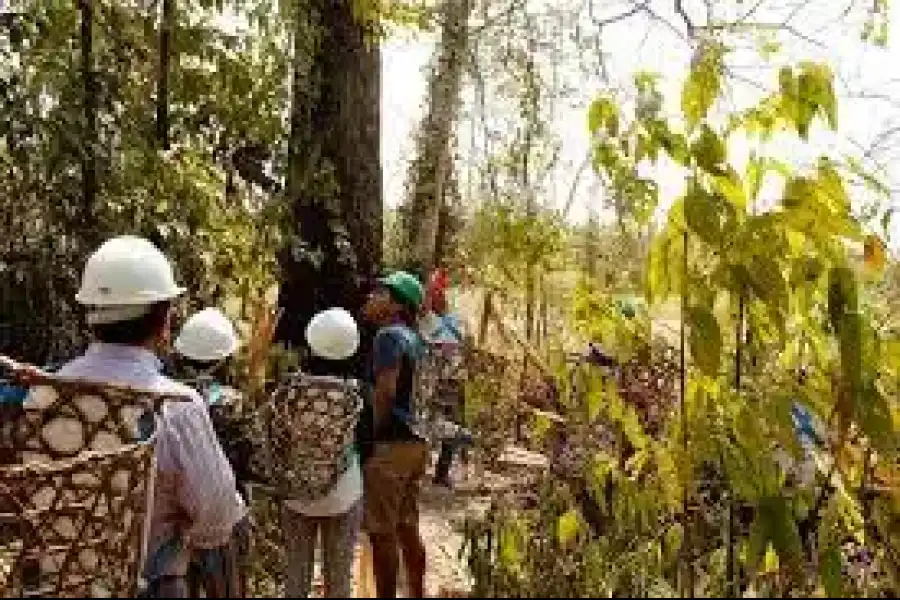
[403,0,472,270]
[276,0,382,376]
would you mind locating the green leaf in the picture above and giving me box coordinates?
[663,522,684,562]
[586,383,603,421]
[782,175,815,210]
[556,509,580,544]
[692,124,726,172]
[687,304,722,375]
[712,166,747,210]
[762,543,779,573]
[684,187,724,245]
[748,496,802,574]
[799,62,838,131]
[821,545,844,597]
[759,39,781,59]
[681,42,724,129]
[747,255,788,321]
[828,266,858,331]
[499,521,523,567]
[745,155,763,202]
[588,96,619,137]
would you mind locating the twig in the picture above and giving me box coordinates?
[588,0,650,28]
[674,0,695,37]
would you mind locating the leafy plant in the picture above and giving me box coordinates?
[463,43,899,597]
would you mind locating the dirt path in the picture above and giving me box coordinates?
[345,449,546,598]
[349,479,486,598]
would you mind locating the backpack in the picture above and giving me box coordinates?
[414,341,466,440]
[258,372,363,502]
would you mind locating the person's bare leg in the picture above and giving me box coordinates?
[370,532,401,598]
[398,523,426,598]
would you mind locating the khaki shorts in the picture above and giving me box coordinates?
[363,441,429,535]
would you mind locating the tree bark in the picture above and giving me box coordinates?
[276,0,382,376]
[156,0,173,150]
[403,0,472,270]
[79,0,97,228]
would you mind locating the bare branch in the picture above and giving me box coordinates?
[588,0,650,28]
[674,0,695,37]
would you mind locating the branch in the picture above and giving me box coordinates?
[588,0,650,28]
[674,0,695,37]
[699,21,827,50]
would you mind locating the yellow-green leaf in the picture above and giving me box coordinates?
[692,125,726,172]
[499,521,523,567]
[712,167,747,210]
[681,42,724,129]
[762,543,780,573]
[684,188,723,245]
[745,155,763,203]
[588,96,619,137]
[687,304,722,375]
[556,509,580,544]
[821,545,844,597]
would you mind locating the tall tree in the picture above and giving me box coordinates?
[276,0,383,372]
[403,0,473,270]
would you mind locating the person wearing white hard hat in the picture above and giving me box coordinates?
[175,307,240,365]
[29,235,247,597]
[172,307,249,597]
[172,307,243,409]
[280,307,365,598]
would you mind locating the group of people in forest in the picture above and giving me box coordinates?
[12,234,469,598]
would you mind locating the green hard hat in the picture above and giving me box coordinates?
[379,270,425,309]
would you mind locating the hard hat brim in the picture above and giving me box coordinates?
[75,285,186,306]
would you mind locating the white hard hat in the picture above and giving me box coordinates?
[76,236,185,324]
[175,308,240,362]
[305,308,360,360]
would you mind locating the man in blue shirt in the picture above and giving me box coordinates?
[360,271,428,598]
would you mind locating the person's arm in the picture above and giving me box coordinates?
[160,401,247,549]
[372,330,403,435]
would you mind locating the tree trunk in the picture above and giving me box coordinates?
[276,0,382,376]
[403,0,472,270]
[156,0,173,150]
[79,0,97,228]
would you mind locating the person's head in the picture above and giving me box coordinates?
[361,270,424,327]
[174,307,240,374]
[306,308,360,361]
[75,235,185,349]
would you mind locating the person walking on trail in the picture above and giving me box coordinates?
[279,307,365,598]
[420,269,472,489]
[172,307,249,597]
[360,270,429,598]
[29,235,247,597]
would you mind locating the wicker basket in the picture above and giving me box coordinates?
[0,356,189,597]
[0,441,154,597]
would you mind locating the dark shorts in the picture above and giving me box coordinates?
[362,440,429,535]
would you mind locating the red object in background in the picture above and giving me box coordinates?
[427,268,450,309]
